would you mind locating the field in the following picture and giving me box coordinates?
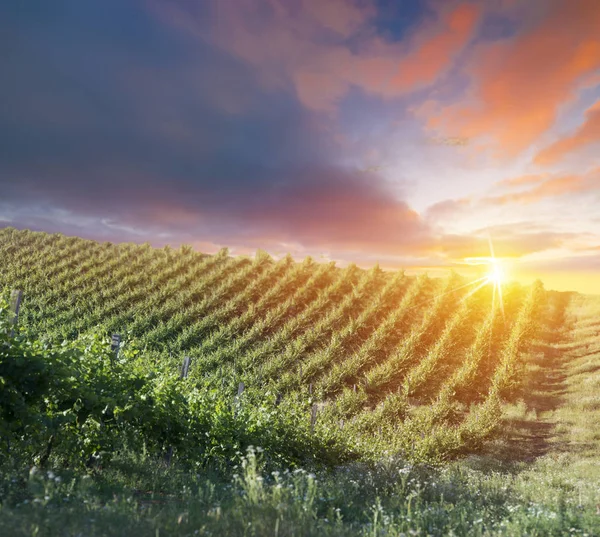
[1,227,600,536]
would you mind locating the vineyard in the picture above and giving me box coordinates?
[2,227,600,536]
[0,227,550,463]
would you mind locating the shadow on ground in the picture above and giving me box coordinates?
[480,290,576,465]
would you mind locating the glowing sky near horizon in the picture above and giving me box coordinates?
[0,0,599,293]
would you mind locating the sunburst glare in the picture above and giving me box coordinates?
[486,260,505,286]
[460,236,509,321]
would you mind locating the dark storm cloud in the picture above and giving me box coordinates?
[0,0,439,257]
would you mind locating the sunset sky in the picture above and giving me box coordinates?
[1,0,599,293]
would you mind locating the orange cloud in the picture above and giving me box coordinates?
[483,167,600,205]
[437,227,579,259]
[301,0,372,37]
[493,174,548,189]
[390,3,480,92]
[427,167,600,223]
[534,99,600,165]
[289,1,481,111]
[152,0,481,112]
[427,0,600,157]
[301,2,481,110]
[426,197,473,221]
[484,175,587,205]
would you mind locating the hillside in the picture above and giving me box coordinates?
[1,227,599,536]
[1,227,552,460]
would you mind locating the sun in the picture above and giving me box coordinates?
[486,261,506,286]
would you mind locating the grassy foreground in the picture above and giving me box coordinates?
[2,445,600,537]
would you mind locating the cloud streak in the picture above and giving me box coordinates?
[151,0,481,112]
[425,0,600,158]
[534,99,600,165]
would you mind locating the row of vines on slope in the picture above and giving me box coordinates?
[0,227,549,462]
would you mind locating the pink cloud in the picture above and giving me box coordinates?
[390,3,480,92]
[534,99,600,165]
[425,0,600,158]
[484,169,600,205]
[301,0,373,37]
[150,0,482,112]
[429,168,600,224]
[493,174,549,189]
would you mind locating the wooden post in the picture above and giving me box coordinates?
[110,334,121,365]
[166,355,193,467]
[310,404,318,434]
[275,393,282,406]
[233,382,245,418]
[353,384,356,393]
[9,290,23,338]
[180,356,192,379]
[309,383,313,395]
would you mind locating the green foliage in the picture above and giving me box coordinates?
[0,298,352,471]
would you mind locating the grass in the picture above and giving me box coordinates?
[1,443,599,536]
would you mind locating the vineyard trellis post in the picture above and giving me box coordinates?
[9,290,23,338]
[233,382,245,417]
[110,334,121,366]
[180,356,192,379]
[310,404,318,434]
[165,356,193,467]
